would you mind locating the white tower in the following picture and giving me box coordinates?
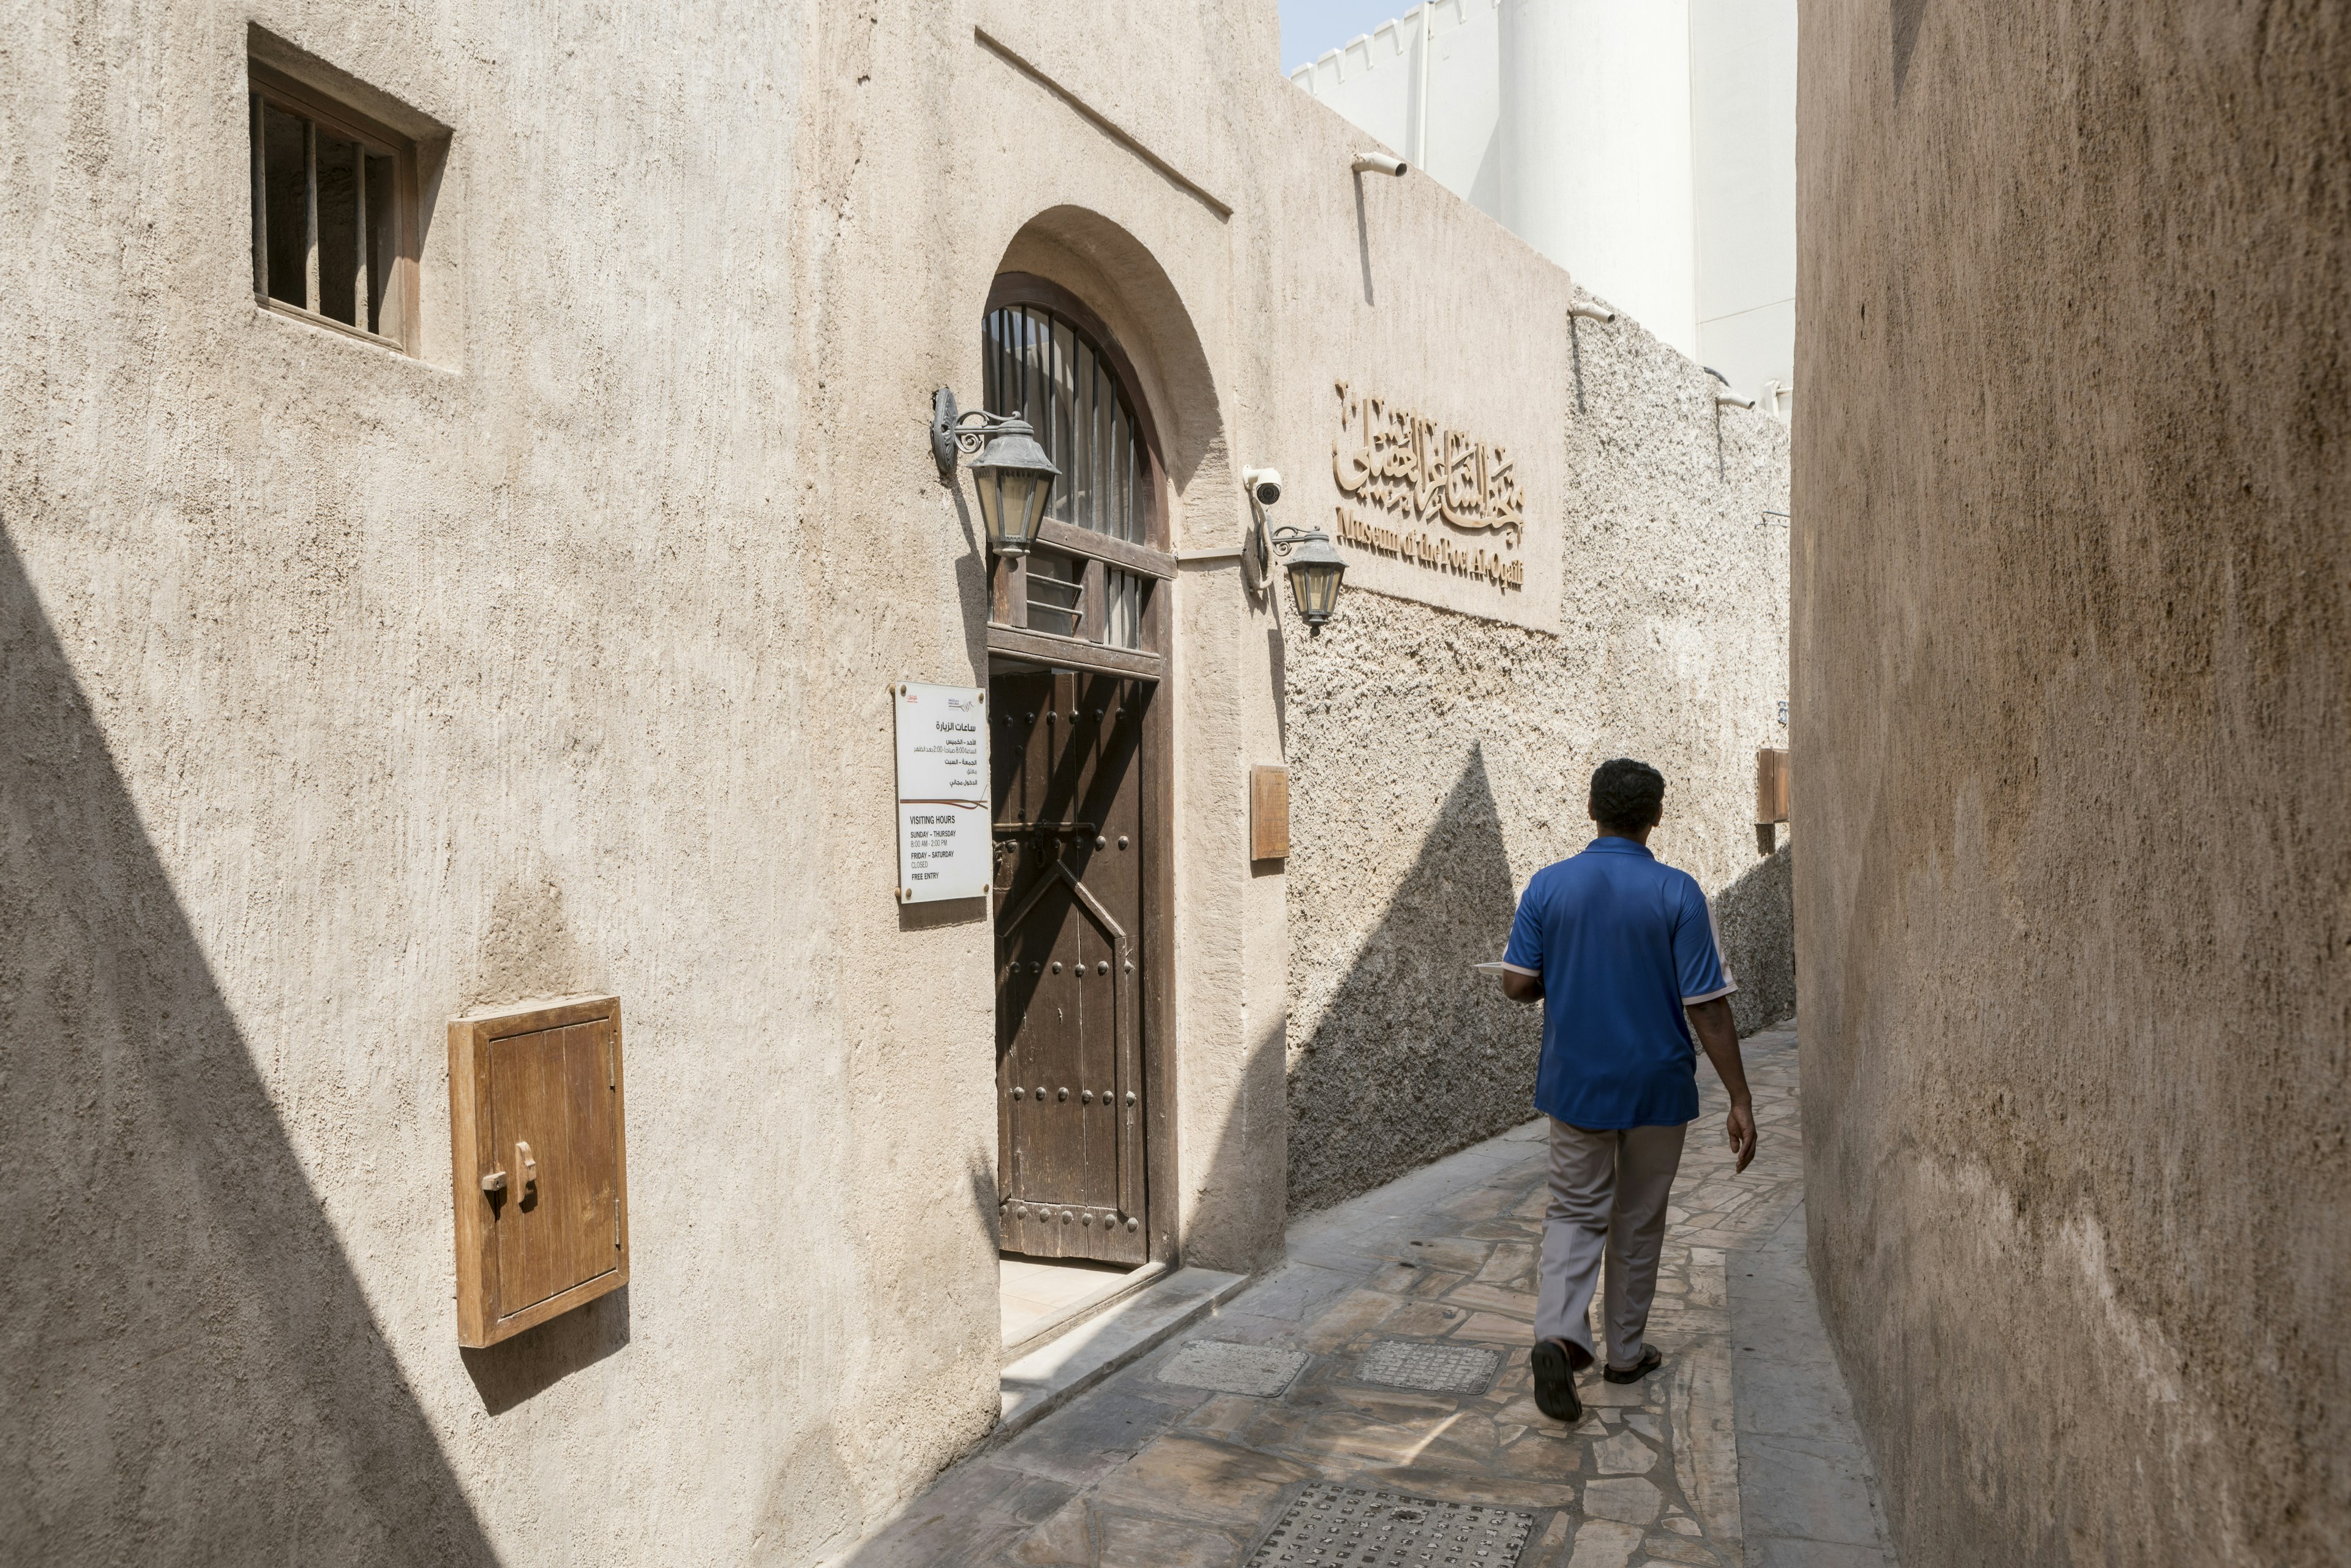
[1292,0,1796,407]
[1498,0,1697,359]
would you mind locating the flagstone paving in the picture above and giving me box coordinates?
[842,1022,1892,1567]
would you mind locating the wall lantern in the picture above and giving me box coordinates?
[931,388,1058,556]
[1280,528,1348,631]
[1240,469,1348,634]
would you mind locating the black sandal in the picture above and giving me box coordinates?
[1602,1346,1663,1385]
[1531,1338,1589,1422]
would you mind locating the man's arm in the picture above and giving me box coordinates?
[1685,997,1756,1172]
[1500,969,1543,1003]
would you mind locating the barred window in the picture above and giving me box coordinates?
[980,282,1169,670]
[1101,568,1146,650]
[1026,550,1084,639]
[983,303,1151,546]
[249,62,417,350]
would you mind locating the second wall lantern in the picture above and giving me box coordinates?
[1242,467,1348,635]
[932,388,1058,556]
[1281,529,1348,632]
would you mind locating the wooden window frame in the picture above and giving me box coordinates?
[248,59,421,353]
[984,275,1176,685]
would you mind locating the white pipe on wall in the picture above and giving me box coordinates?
[1417,2,1432,168]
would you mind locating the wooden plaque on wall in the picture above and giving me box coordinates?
[1755,748,1791,825]
[448,996,629,1346]
[1251,765,1291,861]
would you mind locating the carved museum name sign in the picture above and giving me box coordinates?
[1329,381,1528,593]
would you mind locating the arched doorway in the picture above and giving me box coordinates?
[984,274,1172,1268]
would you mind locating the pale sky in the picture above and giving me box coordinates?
[1281,0,1417,73]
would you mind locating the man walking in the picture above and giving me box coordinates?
[1496,758,1756,1422]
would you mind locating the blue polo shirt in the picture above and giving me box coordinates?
[1501,836,1735,1130]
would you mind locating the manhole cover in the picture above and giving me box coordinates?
[1355,1339,1502,1395]
[1155,1340,1312,1397]
[1245,1482,1536,1566]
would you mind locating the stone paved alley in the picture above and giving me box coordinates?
[842,1025,1894,1567]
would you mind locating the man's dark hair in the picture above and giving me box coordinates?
[1590,757,1666,835]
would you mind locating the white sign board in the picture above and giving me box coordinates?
[893,680,990,902]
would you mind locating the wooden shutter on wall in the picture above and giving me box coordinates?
[449,996,629,1346]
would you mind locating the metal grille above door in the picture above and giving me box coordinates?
[980,277,1174,685]
[983,302,1150,544]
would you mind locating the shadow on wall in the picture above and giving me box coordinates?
[1174,1009,1294,1275]
[1287,746,1533,1214]
[1715,839,1795,1037]
[0,527,497,1562]
[461,1285,630,1416]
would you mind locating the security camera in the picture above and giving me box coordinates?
[1243,468,1283,508]
[1351,151,1408,178]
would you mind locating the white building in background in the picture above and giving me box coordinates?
[1291,0,1796,413]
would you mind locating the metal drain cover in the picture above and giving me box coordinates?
[1155,1340,1313,1397]
[1355,1339,1503,1395]
[1245,1482,1536,1566]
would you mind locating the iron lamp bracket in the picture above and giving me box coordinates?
[1265,523,1329,558]
[1245,508,1331,590]
[931,388,1033,479]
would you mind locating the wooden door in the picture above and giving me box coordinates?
[992,668,1150,1264]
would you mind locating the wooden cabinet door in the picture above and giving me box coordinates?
[449,997,628,1346]
[488,1018,620,1311]
[992,670,1149,1264]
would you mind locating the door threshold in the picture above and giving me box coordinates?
[994,1265,1250,1446]
[1000,1256,1167,1363]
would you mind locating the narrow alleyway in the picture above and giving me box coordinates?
[844,1024,1892,1567]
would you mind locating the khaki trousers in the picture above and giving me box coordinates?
[1533,1118,1687,1370]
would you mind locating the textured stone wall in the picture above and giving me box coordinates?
[1796,4,2350,1564]
[1283,301,1791,1214]
[1714,839,1794,1038]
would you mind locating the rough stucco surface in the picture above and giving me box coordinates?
[1796,4,2350,1566]
[1714,838,1793,1037]
[1283,299,1791,1214]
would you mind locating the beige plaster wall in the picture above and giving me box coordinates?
[1270,189,1794,1212]
[1253,118,1572,636]
[1795,4,2351,1564]
[0,1,1792,1561]
[0,0,1308,1561]
[2,3,887,1560]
